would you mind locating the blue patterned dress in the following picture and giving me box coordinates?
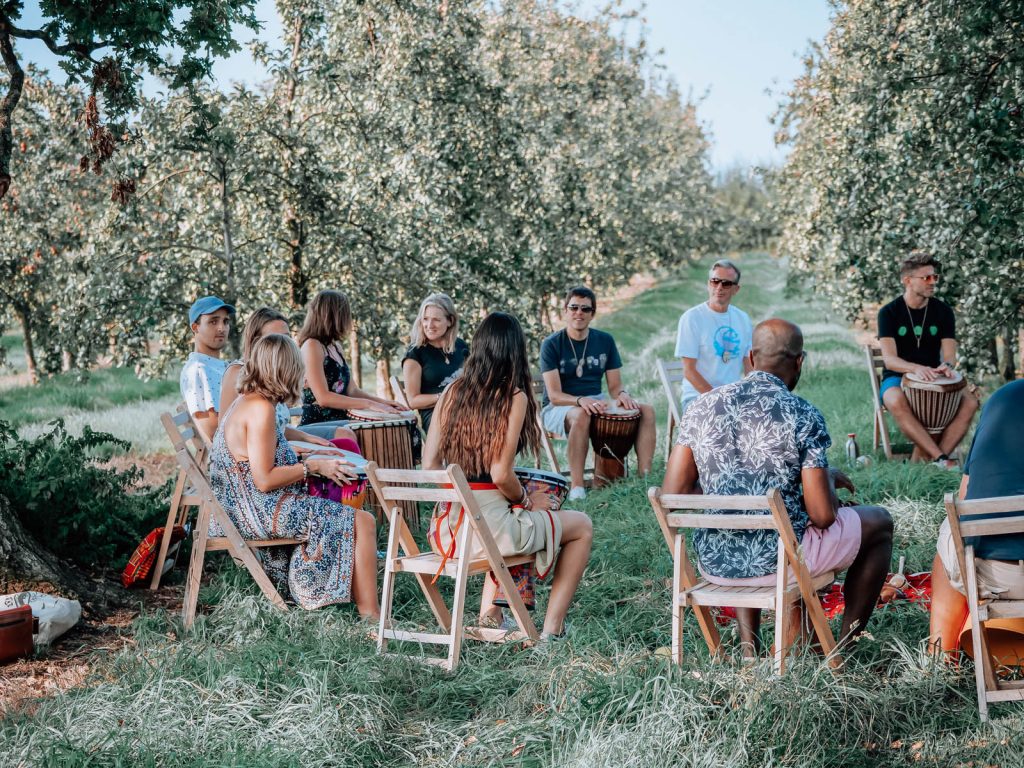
[209,406,357,609]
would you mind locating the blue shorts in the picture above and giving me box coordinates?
[879,376,902,397]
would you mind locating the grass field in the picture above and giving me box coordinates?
[5,253,1022,767]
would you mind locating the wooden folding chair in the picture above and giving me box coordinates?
[649,487,841,672]
[389,375,412,410]
[365,463,539,671]
[864,345,911,460]
[160,411,301,628]
[945,492,1024,721]
[656,359,685,463]
[150,403,213,589]
[529,374,596,481]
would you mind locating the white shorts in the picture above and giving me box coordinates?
[936,518,1024,601]
[540,393,607,437]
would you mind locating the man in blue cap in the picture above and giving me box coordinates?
[181,296,235,440]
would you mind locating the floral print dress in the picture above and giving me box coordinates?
[300,342,351,425]
[209,403,357,609]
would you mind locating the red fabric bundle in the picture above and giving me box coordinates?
[121,525,186,588]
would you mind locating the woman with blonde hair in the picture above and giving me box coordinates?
[210,333,379,616]
[402,293,470,433]
[423,312,592,640]
[219,307,355,446]
[298,290,405,436]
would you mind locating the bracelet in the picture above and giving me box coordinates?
[301,460,309,482]
[575,396,582,407]
[519,485,529,506]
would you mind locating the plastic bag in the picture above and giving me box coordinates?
[0,591,82,646]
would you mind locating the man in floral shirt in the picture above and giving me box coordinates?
[662,318,893,650]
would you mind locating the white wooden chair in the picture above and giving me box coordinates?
[945,492,1024,721]
[161,410,301,628]
[656,359,685,463]
[150,403,213,589]
[365,463,539,671]
[648,487,841,672]
[864,345,911,460]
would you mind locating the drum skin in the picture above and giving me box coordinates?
[589,408,640,486]
[349,417,418,526]
[900,373,966,435]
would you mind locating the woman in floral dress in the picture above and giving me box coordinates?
[210,333,379,616]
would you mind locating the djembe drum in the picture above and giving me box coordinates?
[348,409,418,525]
[589,407,640,487]
[492,467,570,611]
[290,441,369,510]
[900,371,966,435]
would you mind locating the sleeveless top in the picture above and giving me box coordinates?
[300,342,352,425]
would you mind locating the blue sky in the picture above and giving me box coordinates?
[15,0,833,171]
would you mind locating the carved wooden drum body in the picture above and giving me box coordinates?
[900,371,966,435]
[589,407,640,486]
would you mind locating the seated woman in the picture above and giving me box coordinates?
[298,289,406,439]
[930,380,1024,654]
[211,333,379,617]
[401,293,469,433]
[423,312,593,639]
[220,306,357,448]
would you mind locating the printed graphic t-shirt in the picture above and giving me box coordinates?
[877,297,955,380]
[674,302,753,406]
[539,328,622,406]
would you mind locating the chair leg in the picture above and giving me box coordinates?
[664,413,674,465]
[672,533,686,664]
[879,411,894,460]
[182,501,210,629]
[377,508,402,655]
[151,469,188,589]
[445,525,474,671]
[872,410,881,453]
[773,591,790,675]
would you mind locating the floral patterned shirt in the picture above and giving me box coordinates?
[675,370,832,579]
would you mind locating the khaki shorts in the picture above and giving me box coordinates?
[936,518,1024,601]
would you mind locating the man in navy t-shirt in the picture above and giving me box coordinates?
[930,380,1024,653]
[877,250,977,467]
[540,286,655,500]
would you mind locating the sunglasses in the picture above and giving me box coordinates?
[566,304,595,314]
[913,274,940,283]
[709,277,739,288]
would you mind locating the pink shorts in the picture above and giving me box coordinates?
[700,507,863,587]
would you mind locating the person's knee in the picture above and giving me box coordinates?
[883,390,909,413]
[857,505,893,541]
[640,403,654,419]
[568,408,591,429]
[334,426,357,441]
[962,392,979,416]
[355,508,377,536]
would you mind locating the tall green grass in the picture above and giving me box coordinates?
[3,253,1019,767]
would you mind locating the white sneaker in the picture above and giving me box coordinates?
[568,486,586,501]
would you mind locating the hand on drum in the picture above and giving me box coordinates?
[304,434,334,447]
[308,457,359,485]
[911,364,949,383]
[364,399,405,414]
[577,396,608,415]
[528,490,559,511]
[616,392,639,411]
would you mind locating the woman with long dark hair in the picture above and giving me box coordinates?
[423,312,592,639]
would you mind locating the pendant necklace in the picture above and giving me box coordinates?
[905,298,929,349]
[720,306,735,363]
[568,330,590,378]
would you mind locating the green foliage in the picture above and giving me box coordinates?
[776,0,1024,378]
[0,419,168,567]
[714,165,779,253]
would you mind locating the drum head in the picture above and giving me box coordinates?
[602,406,640,418]
[349,408,416,422]
[514,466,569,490]
[904,370,963,386]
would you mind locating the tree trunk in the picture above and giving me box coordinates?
[376,358,392,400]
[996,328,1015,382]
[349,328,362,388]
[0,496,123,612]
[16,306,38,384]
[0,29,26,200]
[218,160,242,357]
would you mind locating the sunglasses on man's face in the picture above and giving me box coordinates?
[566,304,595,314]
[709,277,738,288]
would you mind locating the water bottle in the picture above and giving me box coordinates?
[845,433,859,463]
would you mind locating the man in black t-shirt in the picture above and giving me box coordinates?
[540,286,655,499]
[876,251,977,466]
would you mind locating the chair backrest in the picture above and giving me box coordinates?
[531,373,546,404]
[864,345,885,406]
[944,493,1024,593]
[162,410,216,503]
[390,376,412,410]
[657,359,685,426]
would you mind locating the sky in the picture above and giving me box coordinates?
[14,0,833,172]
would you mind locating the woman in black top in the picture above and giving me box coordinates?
[298,290,405,436]
[401,293,470,433]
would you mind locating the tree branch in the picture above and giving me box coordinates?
[0,27,25,199]
[0,13,107,61]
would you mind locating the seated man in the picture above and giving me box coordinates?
[930,379,1024,654]
[180,295,234,441]
[877,250,978,466]
[540,286,655,500]
[663,318,893,651]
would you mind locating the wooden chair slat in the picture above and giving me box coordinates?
[665,512,778,530]
[370,466,451,484]
[661,494,772,511]
[380,487,460,503]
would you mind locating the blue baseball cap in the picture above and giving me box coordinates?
[188,296,236,325]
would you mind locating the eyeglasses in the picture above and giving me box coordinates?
[913,274,940,283]
[709,278,738,288]
[566,304,595,314]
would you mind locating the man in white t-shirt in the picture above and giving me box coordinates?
[180,295,235,441]
[674,259,753,411]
